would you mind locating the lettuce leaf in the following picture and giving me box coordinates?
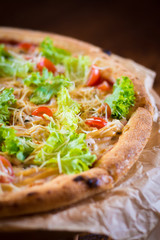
[0,125,34,161]
[55,87,80,131]
[34,123,96,174]
[0,44,33,77]
[0,88,16,124]
[40,37,71,65]
[34,88,96,174]
[105,76,135,119]
[64,55,91,84]
[24,69,71,104]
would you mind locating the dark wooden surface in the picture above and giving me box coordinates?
[0,0,159,239]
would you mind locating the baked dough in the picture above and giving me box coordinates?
[0,27,153,218]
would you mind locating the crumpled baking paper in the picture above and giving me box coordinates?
[0,57,159,240]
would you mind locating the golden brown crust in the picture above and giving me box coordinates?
[0,27,153,218]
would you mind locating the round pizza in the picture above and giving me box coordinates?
[0,27,153,218]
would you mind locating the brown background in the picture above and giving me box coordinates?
[0,0,160,239]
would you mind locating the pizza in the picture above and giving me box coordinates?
[0,27,153,218]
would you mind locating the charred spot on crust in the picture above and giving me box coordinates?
[73,176,99,188]
[27,192,37,197]
[86,178,99,188]
[73,175,85,182]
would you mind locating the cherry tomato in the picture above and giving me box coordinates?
[87,65,100,86]
[97,103,111,119]
[97,81,112,91]
[37,57,56,74]
[85,117,107,129]
[0,156,14,183]
[32,107,53,118]
[18,42,35,52]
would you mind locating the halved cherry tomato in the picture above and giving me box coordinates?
[97,81,112,91]
[18,42,35,52]
[85,117,107,129]
[0,156,14,183]
[32,107,53,118]
[87,65,100,86]
[37,57,56,74]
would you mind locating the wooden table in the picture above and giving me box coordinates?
[0,0,159,239]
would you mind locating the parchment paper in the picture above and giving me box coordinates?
[0,57,160,240]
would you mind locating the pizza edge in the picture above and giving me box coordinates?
[0,27,153,218]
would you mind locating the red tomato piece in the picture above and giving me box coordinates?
[37,57,56,74]
[97,81,112,91]
[85,117,107,129]
[87,65,100,86]
[0,156,14,183]
[18,42,35,52]
[32,107,53,118]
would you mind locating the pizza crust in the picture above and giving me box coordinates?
[0,27,153,218]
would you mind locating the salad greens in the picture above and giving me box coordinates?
[34,87,96,174]
[0,125,34,161]
[0,44,33,77]
[40,37,71,65]
[24,68,71,104]
[64,55,91,83]
[40,37,91,83]
[105,76,135,119]
[0,88,16,124]
[55,87,80,131]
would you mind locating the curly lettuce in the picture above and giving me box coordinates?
[0,88,16,124]
[0,125,34,161]
[105,76,135,119]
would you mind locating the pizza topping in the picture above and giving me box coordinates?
[37,57,56,74]
[24,68,71,104]
[40,37,71,65]
[86,119,124,139]
[105,76,135,119]
[0,88,16,124]
[87,65,100,86]
[64,55,91,84]
[0,156,14,183]
[32,107,53,118]
[0,44,34,78]
[0,125,34,161]
[18,43,35,52]
[34,123,96,174]
[97,103,111,119]
[85,117,107,129]
[97,81,112,91]
[55,87,80,131]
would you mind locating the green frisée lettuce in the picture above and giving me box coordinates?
[0,88,16,124]
[34,122,96,174]
[0,44,33,77]
[0,125,34,161]
[105,76,135,119]
[55,87,80,131]
[24,68,72,104]
[64,55,91,84]
[40,37,71,65]
[34,88,96,174]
